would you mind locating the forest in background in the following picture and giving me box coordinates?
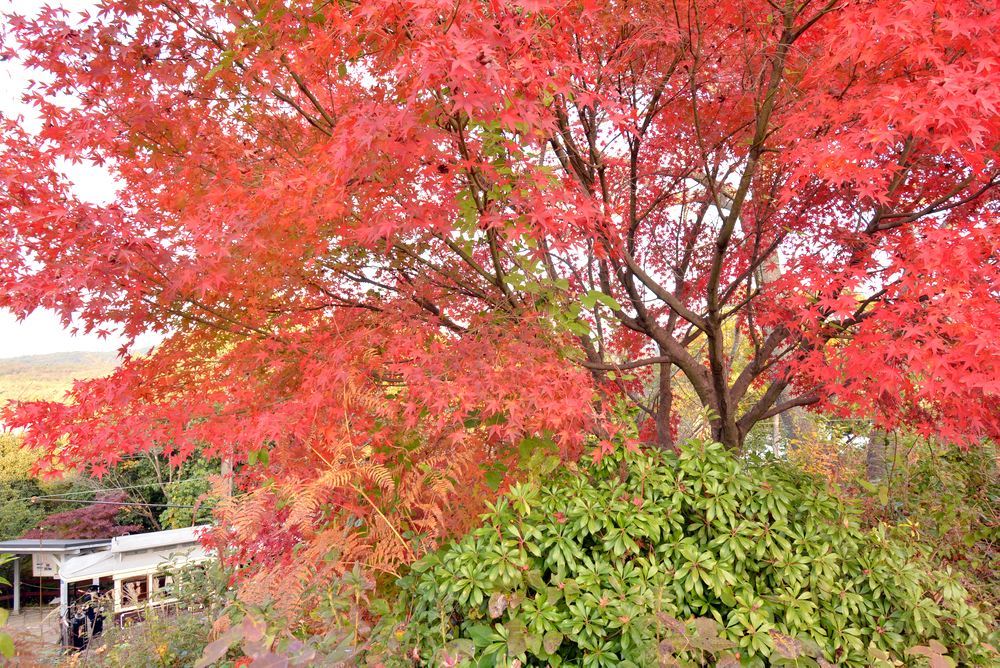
[0,352,118,405]
[0,352,214,542]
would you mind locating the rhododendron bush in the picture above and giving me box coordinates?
[1,0,998,604]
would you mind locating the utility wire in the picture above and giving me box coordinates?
[28,497,197,509]
[38,477,210,497]
[5,476,212,504]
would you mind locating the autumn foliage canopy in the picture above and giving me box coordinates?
[1,0,998,601]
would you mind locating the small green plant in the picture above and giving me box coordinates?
[378,441,996,667]
[74,561,234,668]
[87,608,212,668]
[0,554,15,660]
[853,438,999,613]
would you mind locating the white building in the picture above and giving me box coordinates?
[0,526,212,643]
[59,526,212,619]
[0,538,110,616]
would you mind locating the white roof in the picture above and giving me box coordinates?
[58,526,213,582]
[0,538,111,555]
[60,544,210,582]
[110,525,210,553]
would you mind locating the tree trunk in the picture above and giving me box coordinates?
[654,361,674,450]
[866,429,887,482]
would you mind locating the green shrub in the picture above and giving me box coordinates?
[73,561,232,667]
[85,609,212,668]
[853,440,999,613]
[384,441,996,667]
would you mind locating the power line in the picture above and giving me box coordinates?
[4,476,212,505]
[28,497,197,509]
[36,477,210,498]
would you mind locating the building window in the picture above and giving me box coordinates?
[120,576,148,608]
[151,574,174,599]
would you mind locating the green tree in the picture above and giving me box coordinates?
[0,435,44,540]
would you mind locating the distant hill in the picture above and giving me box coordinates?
[0,351,120,405]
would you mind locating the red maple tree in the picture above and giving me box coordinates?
[1,0,998,593]
[22,493,142,539]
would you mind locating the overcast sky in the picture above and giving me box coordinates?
[0,0,164,359]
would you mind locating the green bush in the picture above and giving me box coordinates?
[74,561,232,667]
[85,609,211,668]
[854,440,999,613]
[385,441,996,667]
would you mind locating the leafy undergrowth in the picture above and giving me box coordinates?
[65,561,230,668]
[371,441,997,667]
[855,442,999,615]
[789,431,999,615]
